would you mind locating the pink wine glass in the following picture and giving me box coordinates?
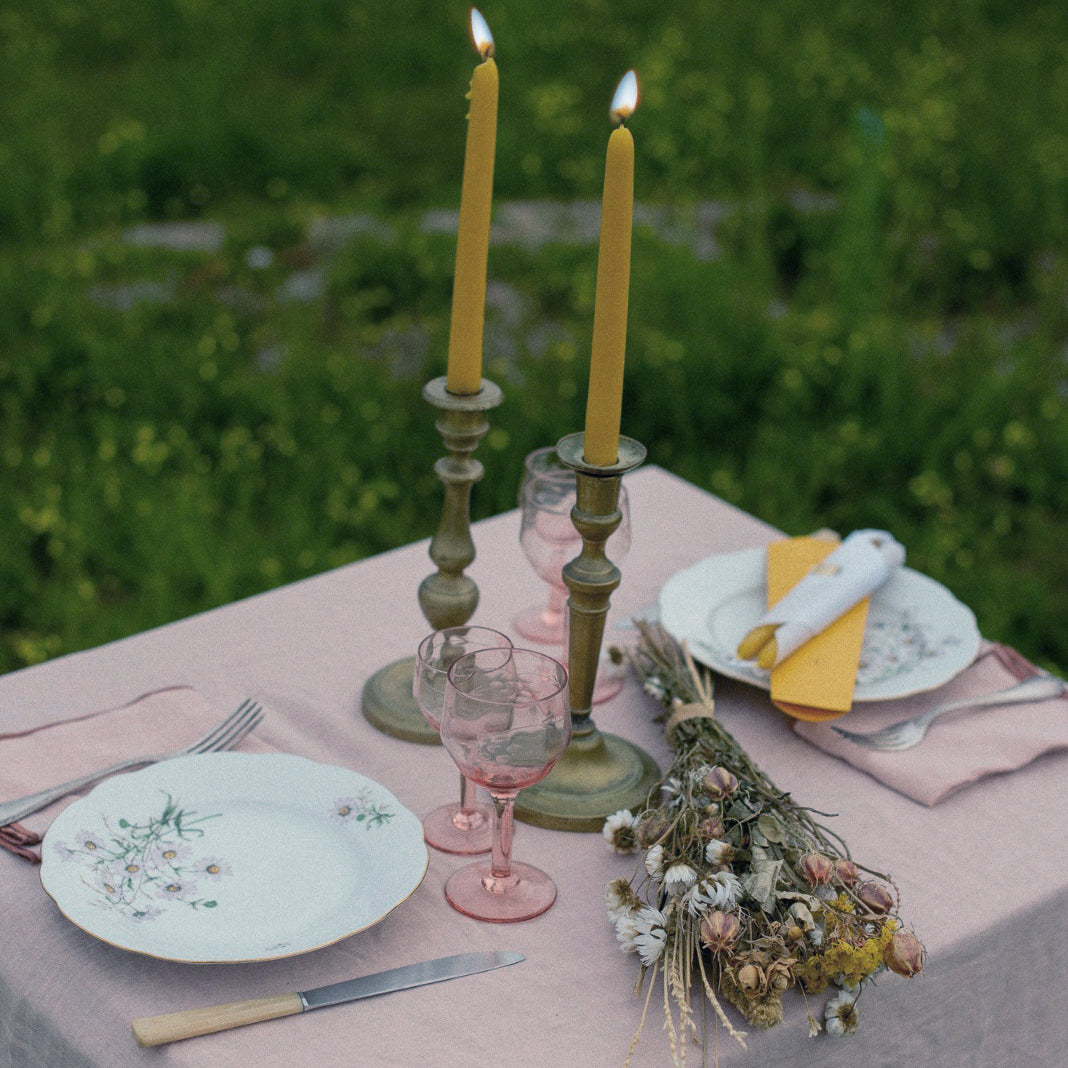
[439,646,571,922]
[413,627,513,855]
[513,446,630,701]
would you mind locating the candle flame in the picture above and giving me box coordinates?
[470,8,494,59]
[610,70,639,125]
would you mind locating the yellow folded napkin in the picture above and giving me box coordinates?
[735,531,905,719]
[0,686,271,863]
[766,536,870,719]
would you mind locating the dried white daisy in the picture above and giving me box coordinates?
[601,809,640,853]
[824,989,860,1037]
[644,843,665,879]
[633,906,668,966]
[664,862,698,895]
[704,838,732,866]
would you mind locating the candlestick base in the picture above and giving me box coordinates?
[514,722,660,831]
[361,377,502,743]
[361,656,440,745]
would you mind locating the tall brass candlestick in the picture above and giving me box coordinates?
[514,431,659,831]
[362,376,503,743]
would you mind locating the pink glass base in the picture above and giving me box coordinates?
[444,860,558,922]
[422,802,493,855]
[592,671,622,704]
[513,603,565,645]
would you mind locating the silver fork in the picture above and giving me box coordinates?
[831,674,1065,751]
[0,698,264,825]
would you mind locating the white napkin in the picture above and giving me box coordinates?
[739,529,905,668]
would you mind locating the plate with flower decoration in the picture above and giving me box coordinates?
[39,752,428,962]
[659,547,981,701]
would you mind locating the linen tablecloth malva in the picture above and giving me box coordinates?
[0,466,1065,1068]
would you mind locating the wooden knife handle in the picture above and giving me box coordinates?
[131,992,304,1047]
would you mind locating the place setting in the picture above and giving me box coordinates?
[656,526,1068,806]
[0,688,431,966]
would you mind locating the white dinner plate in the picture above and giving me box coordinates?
[659,547,981,702]
[40,752,428,963]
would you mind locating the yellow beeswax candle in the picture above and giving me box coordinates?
[584,72,638,466]
[445,9,498,396]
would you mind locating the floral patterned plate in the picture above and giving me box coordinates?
[659,547,981,702]
[40,752,428,962]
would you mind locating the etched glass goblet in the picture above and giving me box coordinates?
[413,627,513,854]
[514,446,630,701]
[439,646,571,921]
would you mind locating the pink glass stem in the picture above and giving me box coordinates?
[540,585,566,633]
[456,774,486,827]
[483,794,520,892]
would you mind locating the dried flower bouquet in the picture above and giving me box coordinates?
[604,622,923,1065]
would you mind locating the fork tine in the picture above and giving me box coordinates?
[209,705,263,752]
[204,704,263,754]
[186,698,255,753]
[187,700,263,756]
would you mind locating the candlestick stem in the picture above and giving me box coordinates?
[514,432,660,831]
[362,376,503,743]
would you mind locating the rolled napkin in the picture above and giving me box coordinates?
[737,529,906,669]
[0,686,271,863]
[793,643,1068,805]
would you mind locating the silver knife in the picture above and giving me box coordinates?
[131,950,524,1047]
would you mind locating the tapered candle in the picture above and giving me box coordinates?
[583,71,638,466]
[445,9,498,396]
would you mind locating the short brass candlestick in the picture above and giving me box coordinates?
[362,375,503,743]
[514,432,660,830]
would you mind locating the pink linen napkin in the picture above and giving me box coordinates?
[0,686,271,863]
[792,643,1068,805]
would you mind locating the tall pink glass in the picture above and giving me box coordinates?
[513,446,630,702]
[439,647,571,922]
[413,627,513,855]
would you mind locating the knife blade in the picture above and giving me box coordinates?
[131,950,524,1048]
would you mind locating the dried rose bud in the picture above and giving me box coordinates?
[703,766,738,799]
[698,816,725,840]
[638,815,670,847]
[885,930,925,976]
[800,852,834,886]
[834,859,860,886]
[855,880,894,914]
[700,910,741,953]
[736,963,762,994]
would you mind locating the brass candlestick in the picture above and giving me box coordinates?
[514,432,660,831]
[362,375,503,743]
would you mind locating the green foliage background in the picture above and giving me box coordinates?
[1,0,1066,673]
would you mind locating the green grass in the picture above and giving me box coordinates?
[1,0,1066,674]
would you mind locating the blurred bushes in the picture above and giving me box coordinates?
[0,0,1065,672]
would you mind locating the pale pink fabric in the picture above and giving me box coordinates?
[793,643,1068,805]
[0,467,1064,1067]
[0,686,272,859]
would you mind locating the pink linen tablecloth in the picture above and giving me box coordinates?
[1,466,1065,1067]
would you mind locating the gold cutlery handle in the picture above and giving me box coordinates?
[131,992,304,1047]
